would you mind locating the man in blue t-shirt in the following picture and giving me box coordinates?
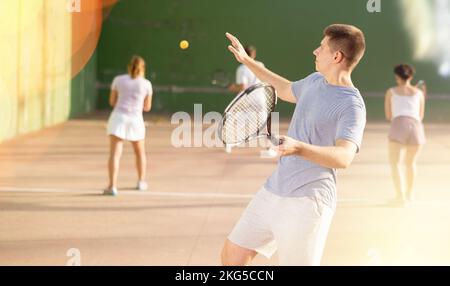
[221,24,367,266]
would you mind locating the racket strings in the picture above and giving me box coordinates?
[221,86,276,144]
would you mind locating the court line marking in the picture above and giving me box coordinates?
[1,186,450,205]
[0,186,252,199]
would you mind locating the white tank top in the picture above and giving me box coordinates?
[391,88,422,122]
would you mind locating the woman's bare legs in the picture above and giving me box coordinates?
[108,135,124,190]
[404,145,422,201]
[131,139,147,185]
[389,141,405,201]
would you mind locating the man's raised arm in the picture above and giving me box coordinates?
[226,32,296,104]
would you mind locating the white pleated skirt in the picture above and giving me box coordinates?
[107,110,146,141]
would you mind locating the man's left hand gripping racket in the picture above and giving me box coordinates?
[218,83,283,147]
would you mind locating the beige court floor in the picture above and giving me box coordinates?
[0,112,450,266]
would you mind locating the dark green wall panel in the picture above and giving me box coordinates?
[96,0,450,121]
[70,52,98,118]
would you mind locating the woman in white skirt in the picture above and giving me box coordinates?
[104,56,153,196]
[384,64,426,205]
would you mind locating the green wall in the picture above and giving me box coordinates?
[70,52,98,118]
[0,0,100,143]
[96,0,450,121]
[0,0,72,142]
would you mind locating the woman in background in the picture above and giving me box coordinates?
[385,64,426,205]
[104,55,153,196]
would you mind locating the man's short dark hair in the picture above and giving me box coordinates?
[324,24,366,68]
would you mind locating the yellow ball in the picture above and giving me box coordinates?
[180,40,189,50]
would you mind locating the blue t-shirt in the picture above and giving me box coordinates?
[264,72,366,208]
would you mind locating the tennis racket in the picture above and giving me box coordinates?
[211,69,231,88]
[218,83,283,147]
[416,80,427,99]
[417,80,425,88]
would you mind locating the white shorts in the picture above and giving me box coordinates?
[228,187,334,266]
[107,110,146,141]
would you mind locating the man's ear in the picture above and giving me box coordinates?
[334,51,345,64]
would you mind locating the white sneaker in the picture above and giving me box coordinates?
[260,149,278,159]
[137,181,148,191]
[225,145,233,154]
[103,187,118,196]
